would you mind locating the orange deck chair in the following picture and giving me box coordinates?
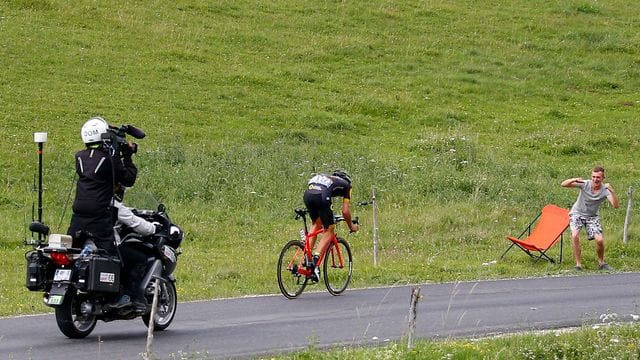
[500,204,570,264]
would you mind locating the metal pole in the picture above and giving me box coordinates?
[38,141,43,223]
[624,187,634,244]
[372,186,379,267]
[33,132,47,242]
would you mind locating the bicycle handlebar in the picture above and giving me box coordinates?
[295,208,356,222]
[295,206,362,229]
[295,199,371,217]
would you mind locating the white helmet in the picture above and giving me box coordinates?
[81,117,109,144]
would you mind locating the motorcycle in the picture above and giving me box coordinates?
[25,202,184,339]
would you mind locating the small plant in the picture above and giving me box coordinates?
[576,4,600,14]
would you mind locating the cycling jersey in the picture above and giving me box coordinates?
[306,174,352,201]
[304,174,352,228]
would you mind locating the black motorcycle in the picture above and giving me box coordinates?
[25,203,183,339]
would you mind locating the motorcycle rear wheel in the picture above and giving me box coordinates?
[54,287,97,339]
[142,279,177,331]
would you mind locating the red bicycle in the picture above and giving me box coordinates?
[277,207,359,299]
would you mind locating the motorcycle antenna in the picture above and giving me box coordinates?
[33,132,47,243]
[31,175,36,221]
[57,172,77,232]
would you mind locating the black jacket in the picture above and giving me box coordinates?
[72,146,137,216]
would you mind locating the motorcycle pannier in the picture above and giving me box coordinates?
[76,255,121,293]
[26,251,49,291]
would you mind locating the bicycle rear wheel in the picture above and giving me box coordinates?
[323,237,352,296]
[277,240,308,299]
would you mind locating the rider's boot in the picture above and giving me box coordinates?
[106,294,132,309]
[132,300,147,314]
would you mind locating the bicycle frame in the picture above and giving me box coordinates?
[287,210,345,278]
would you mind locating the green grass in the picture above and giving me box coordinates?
[2,0,640,320]
[268,323,640,360]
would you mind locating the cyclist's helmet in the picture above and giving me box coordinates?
[81,117,109,145]
[332,170,352,184]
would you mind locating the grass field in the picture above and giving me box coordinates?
[273,323,640,360]
[1,0,639,324]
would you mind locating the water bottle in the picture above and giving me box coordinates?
[80,245,93,257]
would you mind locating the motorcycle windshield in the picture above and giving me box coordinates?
[120,190,163,213]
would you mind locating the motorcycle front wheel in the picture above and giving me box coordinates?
[54,287,97,339]
[142,279,177,331]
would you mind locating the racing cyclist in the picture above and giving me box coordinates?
[303,170,359,282]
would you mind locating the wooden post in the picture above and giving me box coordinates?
[97,336,102,360]
[623,187,634,244]
[372,186,379,267]
[407,286,421,349]
[145,279,160,359]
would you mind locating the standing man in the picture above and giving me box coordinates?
[303,170,359,282]
[561,166,619,271]
[68,117,138,252]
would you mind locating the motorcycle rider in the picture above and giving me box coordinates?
[67,117,138,252]
[111,183,159,312]
[113,183,157,236]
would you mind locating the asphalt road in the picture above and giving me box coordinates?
[2,272,640,359]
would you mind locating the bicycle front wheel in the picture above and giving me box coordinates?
[277,240,308,299]
[323,237,352,296]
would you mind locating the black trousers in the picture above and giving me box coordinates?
[119,243,149,302]
[67,213,115,252]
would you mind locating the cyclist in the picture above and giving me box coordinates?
[303,170,359,281]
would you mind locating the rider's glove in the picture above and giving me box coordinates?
[121,142,137,158]
[152,222,163,234]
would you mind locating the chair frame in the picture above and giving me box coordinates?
[500,205,569,264]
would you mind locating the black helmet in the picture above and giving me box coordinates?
[332,170,352,184]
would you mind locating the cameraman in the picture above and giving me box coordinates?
[67,117,138,252]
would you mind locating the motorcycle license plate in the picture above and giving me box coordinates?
[53,269,72,281]
[163,246,176,263]
[47,295,64,305]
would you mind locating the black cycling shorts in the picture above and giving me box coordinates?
[303,190,334,228]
